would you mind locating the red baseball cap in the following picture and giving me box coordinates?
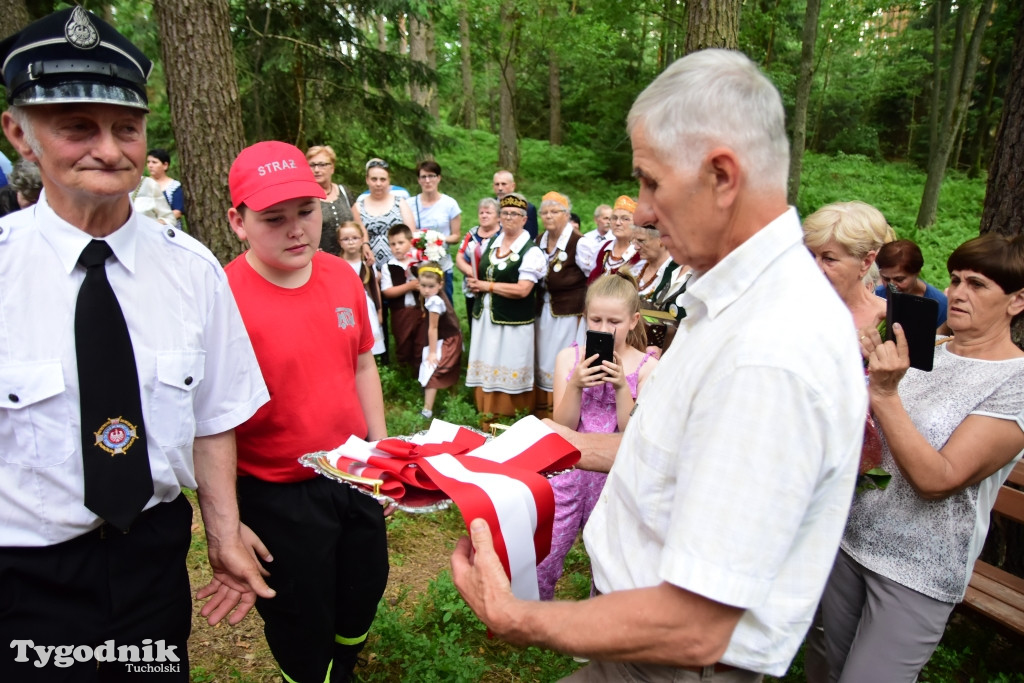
[229,141,326,211]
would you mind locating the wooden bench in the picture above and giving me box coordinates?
[962,460,1024,638]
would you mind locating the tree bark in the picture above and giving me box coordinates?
[154,0,246,264]
[980,3,1024,238]
[927,0,948,166]
[497,1,519,172]
[916,0,994,228]
[0,0,30,42]
[375,14,387,52]
[685,0,740,53]
[426,17,438,119]
[787,0,821,205]
[966,53,999,178]
[548,48,562,146]
[458,2,476,129]
[409,13,431,110]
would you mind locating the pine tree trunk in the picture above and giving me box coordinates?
[409,14,430,110]
[966,53,999,179]
[153,0,246,264]
[684,0,740,53]
[497,1,519,172]
[427,19,438,119]
[0,0,30,42]
[787,0,821,205]
[916,0,993,228]
[375,14,387,52]
[398,14,411,99]
[459,2,476,129]
[548,49,562,146]
[927,0,948,167]
[980,4,1024,238]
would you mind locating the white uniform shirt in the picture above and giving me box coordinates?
[0,192,269,546]
[583,208,866,676]
[575,229,613,276]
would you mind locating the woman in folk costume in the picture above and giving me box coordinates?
[534,191,591,418]
[587,195,641,284]
[464,194,546,421]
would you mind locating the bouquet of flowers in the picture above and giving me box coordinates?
[412,229,447,262]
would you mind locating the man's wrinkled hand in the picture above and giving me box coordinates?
[450,518,520,640]
[197,531,276,626]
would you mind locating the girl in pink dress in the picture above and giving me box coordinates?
[536,272,658,600]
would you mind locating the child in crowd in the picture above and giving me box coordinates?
[338,221,386,357]
[380,223,424,367]
[223,141,389,683]
[415,261,463,419]
[536,272,658,600]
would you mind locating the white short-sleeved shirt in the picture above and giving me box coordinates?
[424,294,446,316]
[583,208,866,676]
[842,345,1024,602]
[538,225,592,292]
[0,192,269,546]
[380,257,419,307]
[481,230,546,284]
[409,193,461,236]
[576,229,613,275]
[409,194,459,272]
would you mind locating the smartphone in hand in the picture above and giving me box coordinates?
[585,330,615,374]
[886,291,939,371]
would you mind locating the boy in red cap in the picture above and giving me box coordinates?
[225,141,389,683]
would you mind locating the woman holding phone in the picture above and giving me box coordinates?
[821,233,1024,682]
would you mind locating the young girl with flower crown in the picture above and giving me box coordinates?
[536,272,658,600]
[415,261,463,419]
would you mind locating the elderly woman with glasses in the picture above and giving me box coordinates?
[355,158,415,267]
[465,194,546,421]
[306,145,364,258]
[409,160,462,300]
[456,197,502,332]
[534,191,591,417]
[629,225,674,300]
[588,195,641,284]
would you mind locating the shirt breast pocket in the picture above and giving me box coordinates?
[0,361,74,467]
[150,351,205,448]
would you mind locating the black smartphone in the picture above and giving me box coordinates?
[585,330,615,371]
[886,291,939,372]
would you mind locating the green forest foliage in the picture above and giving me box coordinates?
[3,0,1011,235]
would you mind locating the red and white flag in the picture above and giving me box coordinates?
[321,416,579,600]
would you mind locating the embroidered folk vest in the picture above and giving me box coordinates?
[540,230,586,317]
[473,235,537,325]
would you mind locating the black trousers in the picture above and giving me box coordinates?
[237,475,389,683]
[0,495,193,682]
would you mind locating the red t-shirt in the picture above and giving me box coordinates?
[226,251,374,482]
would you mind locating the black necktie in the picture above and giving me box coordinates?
[75,239,153,531]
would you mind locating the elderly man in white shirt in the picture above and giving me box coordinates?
[451,49,866,682]
[576,204,614,276]
[0,8,271,681]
